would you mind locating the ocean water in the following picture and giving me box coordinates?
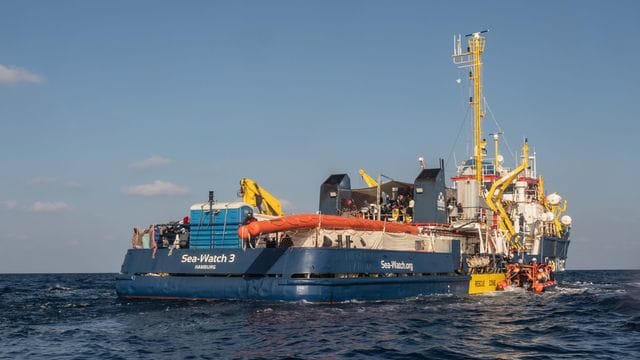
[1,271,638,359]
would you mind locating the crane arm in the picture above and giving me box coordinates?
[486,141,529,239]
[239,178,284,217]
[358,169,379,187]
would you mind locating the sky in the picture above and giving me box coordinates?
[1,0,638,272]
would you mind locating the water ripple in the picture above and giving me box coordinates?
[1,271,639,359]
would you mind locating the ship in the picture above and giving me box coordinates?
[116,31,571,301]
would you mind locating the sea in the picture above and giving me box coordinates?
[1,270,638,359]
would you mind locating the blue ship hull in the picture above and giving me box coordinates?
[116,245,469,302]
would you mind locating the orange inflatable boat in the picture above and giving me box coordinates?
[238,214,419,240]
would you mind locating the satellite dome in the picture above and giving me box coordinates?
[560,215,572,226]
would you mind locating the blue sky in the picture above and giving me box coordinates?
[1,1,638,272]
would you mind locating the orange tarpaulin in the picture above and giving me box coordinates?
[237,214,418,239]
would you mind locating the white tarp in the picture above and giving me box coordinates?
[286,228,451,253]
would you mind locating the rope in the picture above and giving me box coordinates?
[240,226,247,250]
[222,204,229,245]
[194,204,206,248]
[484,97,516,164]
[445,105,471,170]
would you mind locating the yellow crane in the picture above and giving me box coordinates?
[485,140,529,247]
[538,176,567,237]
[239,178,284,217]
[358,169,379,187]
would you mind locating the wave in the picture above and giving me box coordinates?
[47,284,72,292]
[2,272,640,360]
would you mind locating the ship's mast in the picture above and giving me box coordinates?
[453,31,488,193]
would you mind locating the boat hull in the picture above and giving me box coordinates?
[116,273,470,302]
[116,246,470,302]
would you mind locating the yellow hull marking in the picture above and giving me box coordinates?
[468,273,507,295]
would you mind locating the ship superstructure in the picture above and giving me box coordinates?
[449,31,571,274]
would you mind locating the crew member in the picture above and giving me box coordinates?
[243,212,257,225]
[406,196,415,222]
[280,233,293,248]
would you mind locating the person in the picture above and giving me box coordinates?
[537,268,548,283]
[407,196,415,219]
[131,227,143,249]
[141,228,151,249]
[240,213,257,248]
[279,233,293,248]
[266,234,277,248]
[149,224,158,257]
[398,194,406,207]
[243,212,257,225]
